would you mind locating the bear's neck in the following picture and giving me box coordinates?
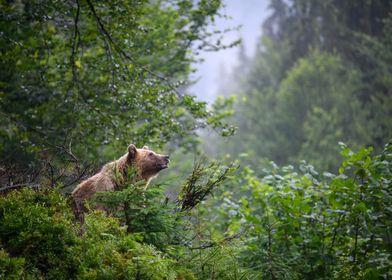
[115,153,141,182]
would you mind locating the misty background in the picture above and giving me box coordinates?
[190,0,269,103]
[190,0,392,172]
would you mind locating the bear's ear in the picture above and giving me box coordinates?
[142,145,149,150]
[127,144,137,159]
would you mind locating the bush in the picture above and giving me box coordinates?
[213,142,392,279]
[0,188,183,279]
[0,188,78,279]
[0,159,243,279]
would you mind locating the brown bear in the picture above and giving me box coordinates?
[71,144,169,229]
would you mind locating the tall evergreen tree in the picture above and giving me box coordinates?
[216,0,392,170]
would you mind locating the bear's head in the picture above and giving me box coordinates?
[127,144,170,180]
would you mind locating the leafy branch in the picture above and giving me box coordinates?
[177,159,238,212]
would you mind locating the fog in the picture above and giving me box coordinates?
[190,0,269,103]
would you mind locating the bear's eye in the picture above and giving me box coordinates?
[149,152,154,156]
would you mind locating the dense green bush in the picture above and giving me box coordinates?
[0,188,188,279]
[212,142,392,279]
[0,160,249,279]
[0,141,391,279]
[0,189,78,279]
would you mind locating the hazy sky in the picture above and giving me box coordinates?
[189,0,270,103]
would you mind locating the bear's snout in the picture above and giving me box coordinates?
[160,155,170,169]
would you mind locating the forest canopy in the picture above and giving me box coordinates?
[214,0,392,171]
[0,0,391,279]
[0,0,235,185]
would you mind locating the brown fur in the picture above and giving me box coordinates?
[71,144,169,229]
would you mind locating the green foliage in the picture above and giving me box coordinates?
[0,249,26,280]
[178,159,238,211]
[227,50,372,170]
[77,212,178,280]
[0,188,184,279]
[0,144,390,279]
[275,50,369,169]
[0,158,247,279]
[0,187,186,279]
[0,0,234,183]
[212,142,392,279]
[94,184,179,249]
[216,0,392,171]
[1,0,391,279]
[0,188,78,279]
